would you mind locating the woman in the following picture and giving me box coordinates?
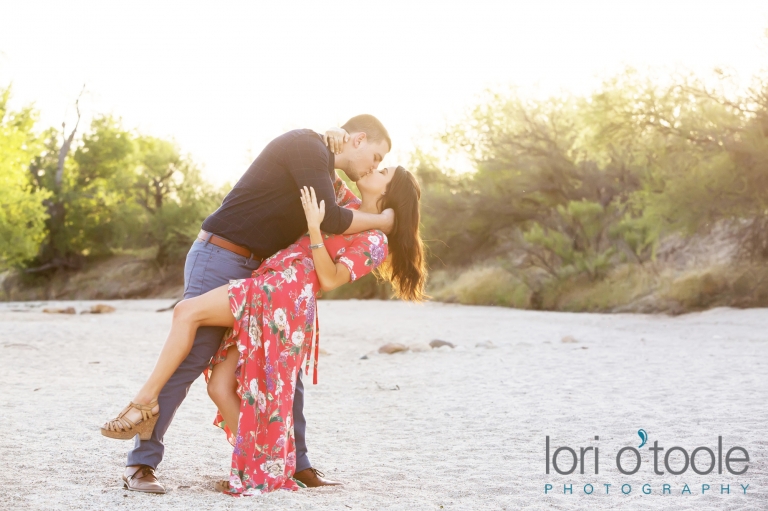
[101,165,426,495]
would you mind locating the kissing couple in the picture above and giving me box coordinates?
[100,114,427,496]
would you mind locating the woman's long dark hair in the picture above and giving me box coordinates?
[376,166,427,301]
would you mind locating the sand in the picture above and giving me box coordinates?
[0,299,766,510]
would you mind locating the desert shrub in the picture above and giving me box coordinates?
[541,264,658,312]
[415,68,768,310]
[428,266,530,308]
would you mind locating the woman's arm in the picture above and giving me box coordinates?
[300,186,352,292]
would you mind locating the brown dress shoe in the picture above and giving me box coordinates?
[293,467,343,487]
[122,465,166,494]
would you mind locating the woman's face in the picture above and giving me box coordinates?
[357,165,397,197]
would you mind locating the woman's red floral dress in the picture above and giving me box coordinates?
[205,198,388,496]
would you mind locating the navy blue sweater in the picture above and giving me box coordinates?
[201,129,353,259]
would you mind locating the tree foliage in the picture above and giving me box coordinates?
[417,68,768,288]
[132,136,224,264]
[4,67,768,307]
[0,87,50,267]
[15,107,226,272]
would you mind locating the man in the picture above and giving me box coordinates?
[122,114,392,493]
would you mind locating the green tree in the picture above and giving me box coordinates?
[419,86,648,277]
[588,70,768,259]
[27,114,137,270]
[26,114,225,270]
[0,87,50,267]
[133,136,226,263]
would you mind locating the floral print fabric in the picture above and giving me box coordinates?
[332,174,362,209]
[206,200,387,496]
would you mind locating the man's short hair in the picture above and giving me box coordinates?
[342,114,392,151]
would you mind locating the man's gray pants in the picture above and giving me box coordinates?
[126,239,312,472]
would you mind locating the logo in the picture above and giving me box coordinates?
[543,431,751,496]
[638,429,647,449]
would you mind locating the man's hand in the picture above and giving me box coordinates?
[343,207,395,236]
[301,186,326,231]
[322,127,350,155]
[379,208,395,235]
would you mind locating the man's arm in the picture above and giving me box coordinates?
[332,171,394,235]
[331,165,394,235]
[286,135,353,234]
[345,208,395,235]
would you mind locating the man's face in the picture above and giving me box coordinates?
[344,134,389,181]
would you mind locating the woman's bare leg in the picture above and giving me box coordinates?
[111,284,234,425]
[207,346,241,436]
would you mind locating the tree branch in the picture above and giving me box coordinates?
[55,84,85,190]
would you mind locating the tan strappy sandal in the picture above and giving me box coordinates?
[100,400,159,440]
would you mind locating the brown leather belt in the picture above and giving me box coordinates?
[197,229,258,260]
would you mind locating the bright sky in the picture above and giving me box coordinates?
[2,1,767,184]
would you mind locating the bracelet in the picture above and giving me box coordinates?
[309,242,325,250]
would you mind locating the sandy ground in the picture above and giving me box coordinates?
[0,299,766,511]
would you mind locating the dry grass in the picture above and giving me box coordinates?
[545,264,659,312]
[428,266,530,308]
[426,261,768,314]
[4,248,768,315]
[1,249,182,301]
[663,264,768,310]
